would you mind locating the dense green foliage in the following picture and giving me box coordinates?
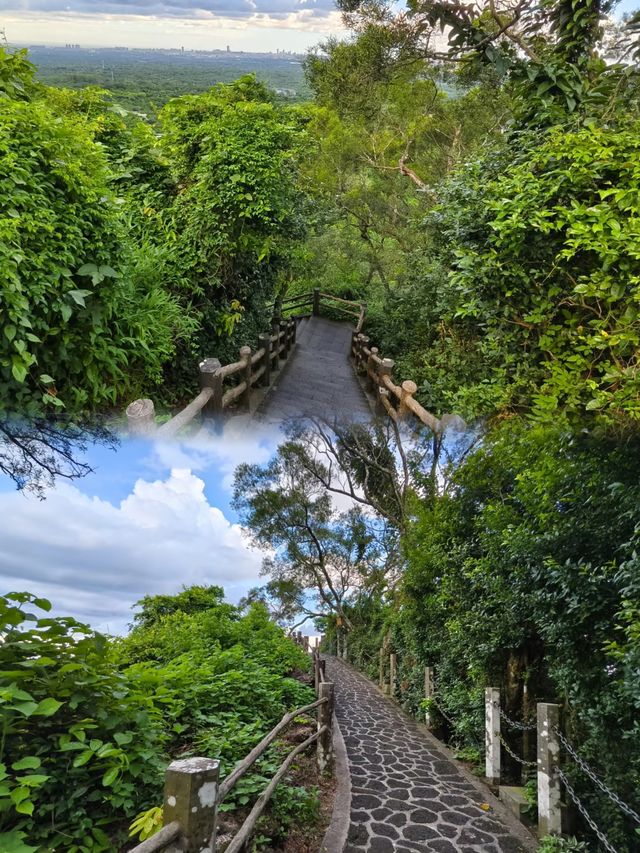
[0,49,309,415]
[0,587,312,852]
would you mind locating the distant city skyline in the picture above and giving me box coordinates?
[1,4,346,54]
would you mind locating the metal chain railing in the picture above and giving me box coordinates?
[554,727,640,826]
[430,694,458,727]
[497,732,537,767]
[498,705,536,731]
[556,767,619,853]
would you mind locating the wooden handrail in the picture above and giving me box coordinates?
[351,332,464,434]
[319,291,361,308]
[217,696,327,802]
[224,727,327,853]
[155,388,214,439]
[126,319,298,436]
[129,821,182,853]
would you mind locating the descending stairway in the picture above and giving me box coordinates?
[255,316,372,424]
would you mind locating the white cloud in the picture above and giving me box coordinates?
[148,416,282,491]
[0,467,265,635]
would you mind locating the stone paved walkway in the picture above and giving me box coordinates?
[256,316,371,424]
[326,657,534,853]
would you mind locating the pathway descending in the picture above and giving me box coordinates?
[256,316,371,424]
[326,657,534,853]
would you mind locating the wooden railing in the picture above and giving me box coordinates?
[125,289,366,437]
[125,318,298,437]
[351,332,465,435]
[129,638,334,853]
[272,288,366,334]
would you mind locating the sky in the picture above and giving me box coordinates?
[0,419,284,635]
[1,0,638,53]
[0,0,346,52]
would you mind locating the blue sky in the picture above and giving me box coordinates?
[0,420,283,635]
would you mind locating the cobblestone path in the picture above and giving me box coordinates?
[326,657,534,853]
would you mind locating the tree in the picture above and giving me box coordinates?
[233,433,399,630]
[0,417,116,499]
[131,585,231,630]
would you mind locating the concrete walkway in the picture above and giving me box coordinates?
[326,657,535,853]
[255,316,371,424]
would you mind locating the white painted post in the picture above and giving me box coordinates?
[537,702,562,836]
[424,667,435,729]
[389,653,397,698]
[163,757,219,853]
[485,687,501,785]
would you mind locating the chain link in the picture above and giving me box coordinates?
[556,767,619,853]
[498,732,537,767]
[431,695,458,727]
[497,704,537,731]
[554,727,640,826]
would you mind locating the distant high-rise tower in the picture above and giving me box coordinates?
[226,44,230,52]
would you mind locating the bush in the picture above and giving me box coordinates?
[0,588,312,852]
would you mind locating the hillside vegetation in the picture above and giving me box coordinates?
[0,586,316,852]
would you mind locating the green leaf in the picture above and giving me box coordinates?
[67,290,91,307]
[33,697,63,717]
[12,757,41,771]
[77,263,98,276]
[11,361,28,384]
[39,375,55,386]
[102,767,119,786]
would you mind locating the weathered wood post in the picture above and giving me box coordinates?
[377,358,395,415]
[317,681,335,772]
[342,632,348,662]
[364,342,375,391]
[537,703,562,837]
[379,647,385,689]
[163,757,219,853]
[199,358,223,418]
[288,318,296,354]
[303,635,309,653]
[258,333,272,388]
[389,653,397,699]
[424,666,435,729]
[290,317,298,345]
[312,288,321,316]
[485,687,501,785]
[240,346,252,410]
[126,399,156,435]
[271,321,281,371]
[398,380,418,420]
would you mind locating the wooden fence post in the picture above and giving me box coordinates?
[240,346,252,410]
[389,653,397,699]
[537,703,562,837]
[485,687,501,785]
[364,342,375,391]
[317,681,335,772]
[342,632,348,662]
[199,358,223,418]
[312,288,321,316]
[163,757,219,853]
[126,399,156,435]
[377,358,394,414]
[258,333,272,388]
[271,321,281,371]
[398,380,418,420]
[424,667,435,729]
[379,647,384,689]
